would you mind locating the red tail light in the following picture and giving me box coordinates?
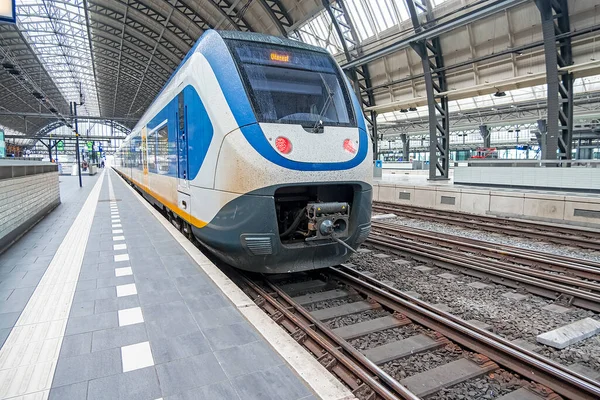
[275,137,292,154]
[343,139,357,154]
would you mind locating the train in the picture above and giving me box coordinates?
[114,30,372,273]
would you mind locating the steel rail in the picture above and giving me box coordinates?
[239,273,416,400]
[373,202,600,250]
[263,279,420,400]
[367,233,600,312]
[330,265,600,400]
[372,221,600,281]
[374,201,600,238]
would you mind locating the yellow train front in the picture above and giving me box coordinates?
[114,30,372,273]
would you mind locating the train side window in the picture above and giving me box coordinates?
[157,125,169,174]
[147,129,157,172]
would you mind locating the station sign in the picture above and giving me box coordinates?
[0,0,16,24]
[86,141,93,151]
[57,140,64,152]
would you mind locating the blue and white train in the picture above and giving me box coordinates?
[115,30,372,273]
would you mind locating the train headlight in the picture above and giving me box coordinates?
[343,139,357,154]
[275,136,292,154]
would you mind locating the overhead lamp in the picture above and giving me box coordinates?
[49,107,58,113]
[7,69,20,75]
[32,91,44,99]
[409,107,417,111]
[2,62,15,69]
[400,108,408,113]
[494,89,506,97]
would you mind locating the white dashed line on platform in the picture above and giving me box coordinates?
[121,341,154,372]
[112,224,122,228]
[118,307,144,327]
[113,244,127,251]
[112,229,123,234]
[114,254,129,262]
[115,267,132,277]
[116,283,137,297]
[113,235,125,241]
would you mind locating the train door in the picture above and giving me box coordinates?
[141,126,148,188]
[177,92,191,216]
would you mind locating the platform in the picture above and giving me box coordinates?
[374,171,600,227]
[0,169,353,400]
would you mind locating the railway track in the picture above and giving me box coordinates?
[373,201,600,251]
[240,265,600,400]
[367,222,600,313]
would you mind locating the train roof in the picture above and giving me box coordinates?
[125,30,331,137]
[216,30,328,54]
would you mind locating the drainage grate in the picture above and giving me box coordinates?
[574,209,600,219]
[399,192,411,200]
[440,196,456,205]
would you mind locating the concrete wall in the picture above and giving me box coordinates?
[372,181,600,228]
[0,161,60,253]
[455,166,600,191]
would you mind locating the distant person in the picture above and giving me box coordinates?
[101,159,105,168]
[82,161,88,171]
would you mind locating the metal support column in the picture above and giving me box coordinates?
[536,119,547,159]
[535,0,573,162]
[401,134,410,160]
[407,0,450,180]
[323,0,378,160]
[479,125,491,148]
[71,102,82,188]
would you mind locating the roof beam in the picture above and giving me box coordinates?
[256,0,293,36]
[341,0,528,70]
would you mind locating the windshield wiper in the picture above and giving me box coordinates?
[312,74,335,133]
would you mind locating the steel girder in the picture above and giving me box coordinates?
[257,0,293,36]
[322,0,378,160]
[535,0,573,161]
[407,0,450,180]
[210,0,251,31]
[342,0,528,70]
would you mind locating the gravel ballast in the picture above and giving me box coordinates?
[349,249,600,371]
[382,215,600,262]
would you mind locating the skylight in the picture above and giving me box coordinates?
[297,0,453,53]
[16,0,99,116]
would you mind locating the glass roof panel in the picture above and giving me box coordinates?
[15,0,99,116]
[297,0,456,54]
[376,77,597,126]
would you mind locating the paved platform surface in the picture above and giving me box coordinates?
[0,169,321,400]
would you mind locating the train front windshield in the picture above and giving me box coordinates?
[229,41,357,128]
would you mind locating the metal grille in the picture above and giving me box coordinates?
[399,192,411,200]
[244,236,273,255]
[440,196,455,205]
